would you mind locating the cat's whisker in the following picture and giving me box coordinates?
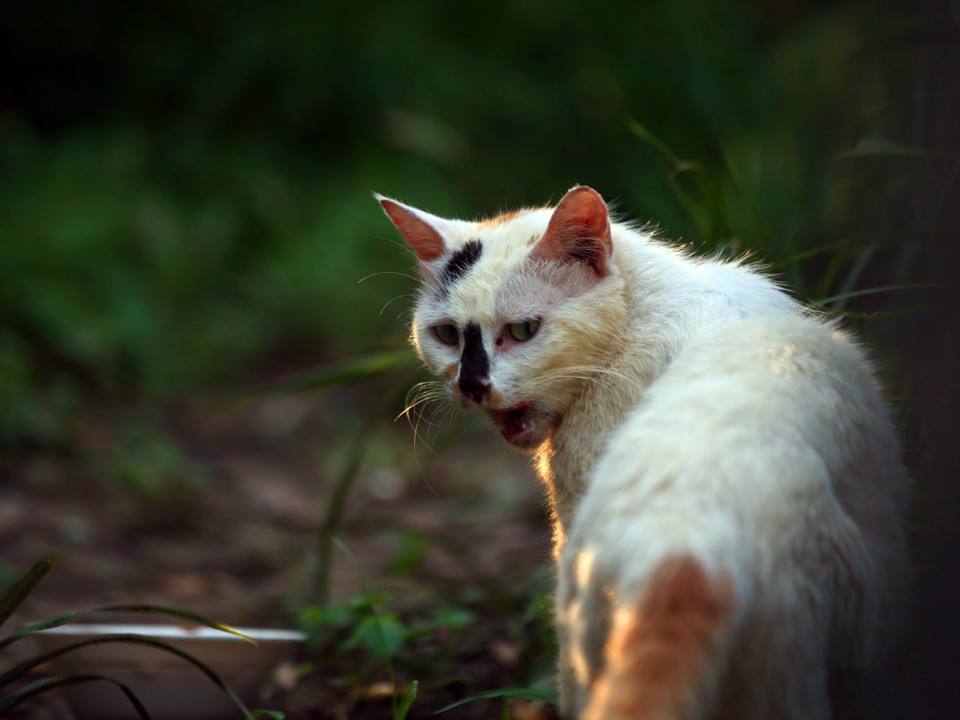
[539,364,633,384]
[437,404,458,427]
[404,381,445,403]
[357,270,420,284]
[409,397,439,453]
[398,380,453,451]
[529,370,620,392]
[397,390,448,422]
[396,398,434,423]
[379,293,416,317]
[530,364,636,393]
[423,402,453,432]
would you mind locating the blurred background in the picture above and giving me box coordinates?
[1,0,957,717]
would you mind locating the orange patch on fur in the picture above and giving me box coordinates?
[583,556,733,720]
[479,210,523,227]
[442,363,457,380]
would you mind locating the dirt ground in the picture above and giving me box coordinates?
[1,385,561,719]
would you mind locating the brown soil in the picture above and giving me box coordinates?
[1,388,560,719]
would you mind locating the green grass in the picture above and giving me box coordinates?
[0,560,283,719]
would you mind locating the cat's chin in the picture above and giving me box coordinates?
[487,402,553,450]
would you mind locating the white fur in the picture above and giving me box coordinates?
[382,194,910,719]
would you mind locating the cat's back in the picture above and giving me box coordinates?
[581,309,907,553]
[561,309,909,718]
[574,308,905,622]
[598,309,901,494]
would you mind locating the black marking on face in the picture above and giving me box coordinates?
[438,239,482,296]
[458,322,490,402]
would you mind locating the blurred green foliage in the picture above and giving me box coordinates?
[298,563,557,713]
[0,0,931,448]
[99,420,208,501]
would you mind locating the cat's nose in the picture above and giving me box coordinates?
[458,375,491,404]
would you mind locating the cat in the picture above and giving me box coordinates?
[376,185,909,720]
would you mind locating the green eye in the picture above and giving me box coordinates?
[433,324,459,346]
[507,318,541,342]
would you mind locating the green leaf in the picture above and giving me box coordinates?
[0,603,254,649]
[252,710,286,719]
[387,532,431,575]
[433,687,555,715]
[331,536,406,704]
[301,602,354,629]
[0,674,151,719]
[342,613,407,662]
[0,559,52,628]
[259,349,418,394]
[431,608,474,631]
[0,634,256,719]
[394,680,418,720]
[839,137,931,159]
[348,592,386,611]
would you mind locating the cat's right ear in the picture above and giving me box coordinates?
[531,185,612,277]
[374,193,447,263]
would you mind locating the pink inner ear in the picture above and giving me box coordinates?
[379,198,445,262]
[531,186,612,276]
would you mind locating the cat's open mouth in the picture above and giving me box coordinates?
[488,402,544,448]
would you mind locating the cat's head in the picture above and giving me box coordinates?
[377,186,627,450]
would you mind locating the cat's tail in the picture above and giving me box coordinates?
[581,555,736,720]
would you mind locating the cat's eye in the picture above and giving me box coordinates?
[507,318,541,342]
[432,324,459,346]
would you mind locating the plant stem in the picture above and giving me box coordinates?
[310,419,375,606]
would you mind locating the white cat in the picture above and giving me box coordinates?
[377,186,909,719]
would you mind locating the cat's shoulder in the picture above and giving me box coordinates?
[678,306,866,371]
[613,309,883,452]
[673,309,873,390]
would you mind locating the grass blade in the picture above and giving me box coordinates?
[433,687,554,715]
[0,604,254,649]
[829,305,933,320]
[0,634,256,719]
[259,349,418,394]
[627,119,727,245]
[769,241,846,269]
[813,283,944,307]
[395,680,418,720]
[0,559,52,628]
[838,137,931,159]
[626,119,682,167]
[0,674,151,719]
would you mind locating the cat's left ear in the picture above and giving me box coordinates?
[374,193,448,263]
[531,185,612,277]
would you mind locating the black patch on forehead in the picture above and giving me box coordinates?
[459,322,489,380]
[437,239,482,296]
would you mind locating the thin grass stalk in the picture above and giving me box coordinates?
[309,384,413,606]
[309,416,377,606]
[0,635,256,720]
[0,674,151,719]
[0,560,52,628]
